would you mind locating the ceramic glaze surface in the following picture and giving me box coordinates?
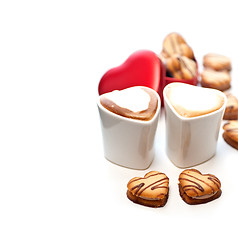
[98,87,161,169]
[163,83,227,168]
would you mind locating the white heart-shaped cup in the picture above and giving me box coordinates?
[163,83,227,168]
[98,86,161,170]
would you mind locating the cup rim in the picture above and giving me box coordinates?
[97,86,161,124]
[163,82,227,121]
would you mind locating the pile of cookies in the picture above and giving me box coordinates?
[222,94,238,149]
[160,33,197,80]
[198,53,238,149]
[201,53,232,91]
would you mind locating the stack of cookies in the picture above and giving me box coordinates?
[201,53,232,91]
[222,93,238,150]
[160,33,197,80]
[200,53,237,150]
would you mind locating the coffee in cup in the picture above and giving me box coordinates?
[100,86,158,121]
[163,82,226,168]
[98,86,160,169]
[165,83,225,118]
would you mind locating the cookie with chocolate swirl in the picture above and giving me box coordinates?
[178,169,221,205]
[166,55,197,80]
[161,32,194,59]
[223,120,238,150]
[127,171,169,208]
[223,93,238,120]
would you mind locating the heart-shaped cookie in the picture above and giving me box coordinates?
[223,120,238,149]
[127,171,169,208]
[203,53,232,71]
[98,50,164,99]
[161,32,194,59]
[178,169,221,205]
[201,69,231,91]
[166,55,197,80]
[223,93,238,120]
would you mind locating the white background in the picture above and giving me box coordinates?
[0,0,238,239]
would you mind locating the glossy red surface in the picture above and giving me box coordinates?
[98,50,162,95]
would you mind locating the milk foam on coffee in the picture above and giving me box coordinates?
[100,86,158,121]
[166,83,225,118]
[102,87,151,112]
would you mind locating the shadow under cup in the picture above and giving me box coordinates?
[163,85,227,168]
[97,91,161,170]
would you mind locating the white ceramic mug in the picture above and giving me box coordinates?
[163,83,227,168]
[97,87,161,170]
